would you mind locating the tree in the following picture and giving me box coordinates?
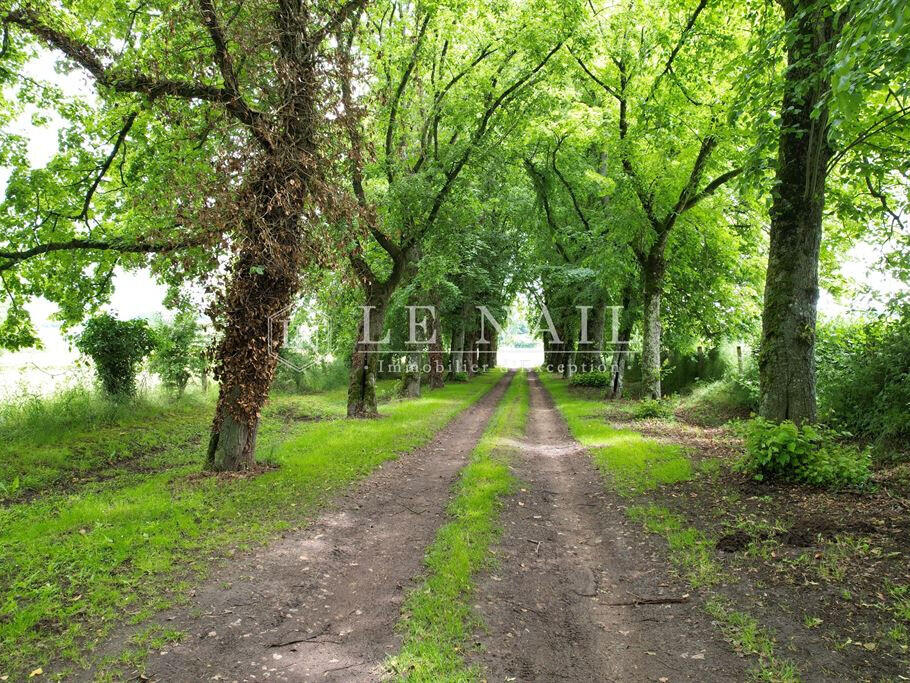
[567,0,756,397]
[759,0,910,423]
[75,314,155,397]
[150,312,207,397]
[337,0,578,416]
[1,0,366,470]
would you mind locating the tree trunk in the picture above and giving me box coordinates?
[402,349,421,398]
[590,303,606,372]
[640,255,664,399]
[464,330,477,378]
[759,1,835,425]
[449,317,465,377]
[608,321,632,400]
[488,330,498,369]
[208,233,301,471]
[427,311,446,388]
[348,292,389,418]
[608,287,635,399]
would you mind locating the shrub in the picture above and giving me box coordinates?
[633,398,674,419]
[149,312,207,396]
[569,371,611,388]
[75,314,155,397]
[816,312,910,453]
[736,417,871,489]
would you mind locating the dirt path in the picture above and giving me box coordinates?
[86,373,514,682]
[470,372,748,681]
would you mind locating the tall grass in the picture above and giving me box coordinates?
[0,384,212,447]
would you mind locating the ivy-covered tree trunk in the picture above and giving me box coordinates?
[759,0,835,425]
[640,251,665,399]
[488,330,498,369]
[208,208,303,471]
[348,291,390,418]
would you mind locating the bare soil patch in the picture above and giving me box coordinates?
[640,418,910,680]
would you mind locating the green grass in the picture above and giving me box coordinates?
[388,371,529,682]
[704,598,800,682]
[539,372,800,681]
[0,373,499,680]
[627,504,722,588]
[0,381,391,501]
[538,373,692,495]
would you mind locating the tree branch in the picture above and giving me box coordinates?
[314,0,370,45]
[5,7,273,150]
[0,236,207,273]
[551,141,591,233]
[864,174,906,233]
[385,12,431,183]
[680,165,743,212]
[644,0,709,103]
[665,133,718,230]
[524,158,571,263]
[72,111,138,222]
[421,41,563,233]
[569,47,621,101]
[413,43,496,173]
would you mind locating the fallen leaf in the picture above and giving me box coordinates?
[29,669,43,678]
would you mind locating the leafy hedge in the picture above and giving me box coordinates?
[816,311,910,452]
[569,371,611,388]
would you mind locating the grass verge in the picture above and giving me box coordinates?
[387,371,529,682]
[538,372,799,681]
[0,374,499,680]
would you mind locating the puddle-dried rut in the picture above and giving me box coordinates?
[470,372,748,681]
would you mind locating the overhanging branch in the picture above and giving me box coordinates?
[0,236,208,273]
[4,7,273,150]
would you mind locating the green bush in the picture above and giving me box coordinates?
[75,314,155,397]
[736,417,871,489]
[149,312,208,396]
[633,398,674,419]
[816,312,910,452]
[569,371,611,388]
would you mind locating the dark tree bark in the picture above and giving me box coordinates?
[589,303,606,372]
[759,0,837,425]
[449,316,466,377]
[488,330,498,369]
